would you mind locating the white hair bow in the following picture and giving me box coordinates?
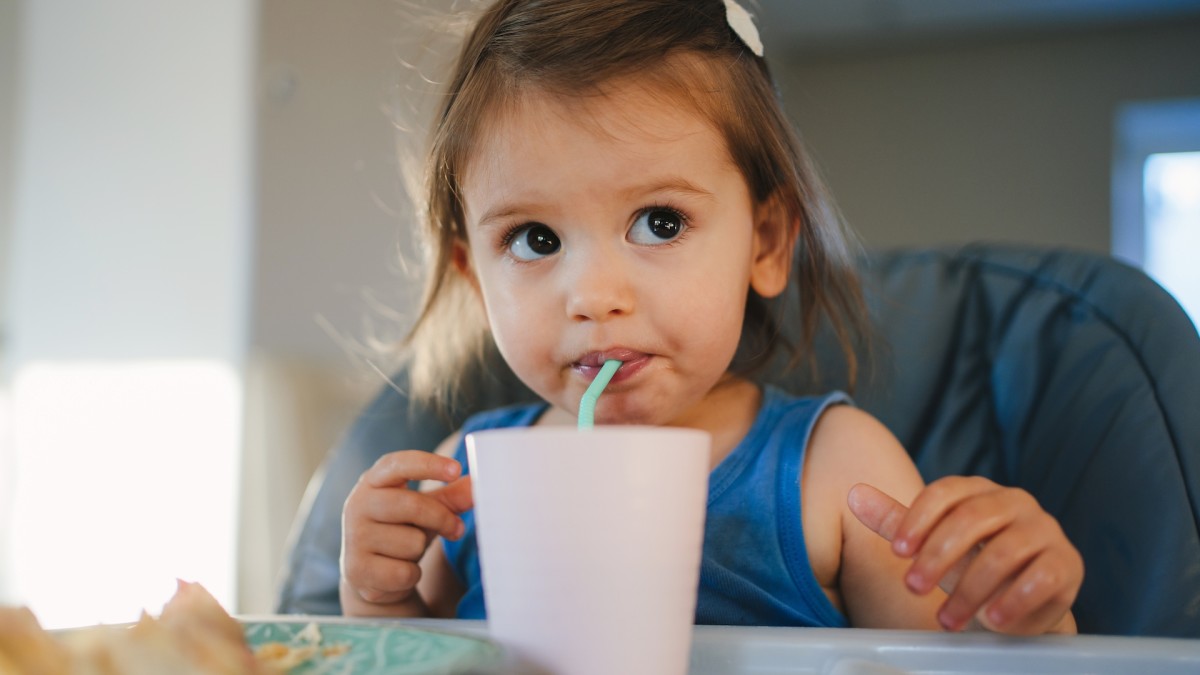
[724,0,764,57]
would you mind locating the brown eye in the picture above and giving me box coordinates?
[629,208,686,245]
[508,223,561,260]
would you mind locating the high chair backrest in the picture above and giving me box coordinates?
[276,244,1200,637]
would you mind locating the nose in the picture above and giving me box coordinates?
[563,244,635,322]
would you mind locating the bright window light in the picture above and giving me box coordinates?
[2,360,242,629]
[1144,152,1200,328]
[1113,98,1200,327]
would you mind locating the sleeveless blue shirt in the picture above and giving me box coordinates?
[441,385,850,627]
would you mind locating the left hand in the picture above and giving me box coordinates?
[848,476,1083,634]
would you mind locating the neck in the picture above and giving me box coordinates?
[674,376,762,469]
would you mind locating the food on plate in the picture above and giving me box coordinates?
[0,580,345,674]
[252,621,350,671]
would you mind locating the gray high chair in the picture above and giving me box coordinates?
[275,243,1200,637]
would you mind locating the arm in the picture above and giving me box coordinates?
[801,405,944,629]
[339,434,472,618]
[805,406,1083,634]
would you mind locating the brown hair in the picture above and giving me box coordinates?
[403,0,867,407]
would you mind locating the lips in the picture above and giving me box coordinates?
[574,348,646,367]
[572,348,651,384]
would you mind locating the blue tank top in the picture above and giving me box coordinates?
[441,385,850,627]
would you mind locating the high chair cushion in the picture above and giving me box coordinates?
[275,243,1200,637]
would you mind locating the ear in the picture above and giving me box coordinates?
[451,238,481,295]
[748,191,797,299]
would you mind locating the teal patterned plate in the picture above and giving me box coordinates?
[242,619,508,674]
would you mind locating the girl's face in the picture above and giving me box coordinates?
[458,84,791,428]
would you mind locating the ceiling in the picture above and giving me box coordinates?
[753,0,1200,52]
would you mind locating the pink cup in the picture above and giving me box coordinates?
[467,426,710,675]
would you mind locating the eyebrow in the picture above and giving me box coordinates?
[622,177,716,203]
[474,177,716,229]
[473,201,553,236]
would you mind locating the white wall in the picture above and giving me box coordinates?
[1,0,256,627]
[6,2,255,364]
[0,0,18,342]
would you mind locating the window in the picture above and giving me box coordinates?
[1113,98,1200,328]
[4,361,242,628]
[1143,152,1200,326]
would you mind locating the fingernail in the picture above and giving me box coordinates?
[906,570,925,592]
[453,519,465,539]
[894,538,911,556]
[986,605,1006,627]
[445,462,461,479]
[847,485,863,507]
[938,608,963,631]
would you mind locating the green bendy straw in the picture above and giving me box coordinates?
[578,359,622,429]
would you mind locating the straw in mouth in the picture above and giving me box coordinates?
[577,359,622,429]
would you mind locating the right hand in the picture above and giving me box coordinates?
[339,451,473,616]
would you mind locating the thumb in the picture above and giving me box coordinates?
[847,482,908,546]
[428,475,474,515]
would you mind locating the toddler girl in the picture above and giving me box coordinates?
[340,0,1083,634]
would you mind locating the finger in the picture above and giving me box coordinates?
[905,488,1030,594]
[360,487,464,540]
[346,553,422,605]
[427,475,474,516]
[894,476,998,557]
[986,596,1074,636]
[352,521,433,562]
[979,547,1083,634]
[847,483,909,543]
[366,451,462,488]
[932,526,1043,630]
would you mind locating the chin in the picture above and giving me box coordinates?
[593,398,673,427]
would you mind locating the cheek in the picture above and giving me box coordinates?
[474,267,554,359]
[478,281,520,339]
[664,261,751,352]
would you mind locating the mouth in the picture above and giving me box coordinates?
[571,348,651,384]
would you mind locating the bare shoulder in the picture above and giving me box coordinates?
[805,404,923,505]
